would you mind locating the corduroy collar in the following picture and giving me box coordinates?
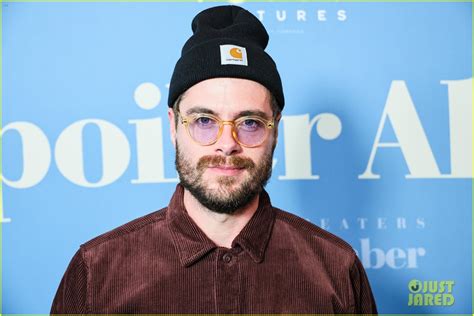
[166,184,276,267]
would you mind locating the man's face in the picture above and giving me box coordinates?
[168,78,278,214]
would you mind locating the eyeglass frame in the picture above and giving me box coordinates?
[177,111,276,148]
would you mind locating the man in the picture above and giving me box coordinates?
[51,5,377,314]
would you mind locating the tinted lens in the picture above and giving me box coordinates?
[236,118,267,146]
[188,116,220,145]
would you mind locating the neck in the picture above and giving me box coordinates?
[183,189,260,248]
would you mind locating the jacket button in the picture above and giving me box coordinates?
[223,253,232,263]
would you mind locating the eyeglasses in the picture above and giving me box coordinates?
[178,112,275,148]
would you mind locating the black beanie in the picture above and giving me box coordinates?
[168,5,284,110]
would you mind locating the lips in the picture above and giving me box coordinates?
[207,165,246,176]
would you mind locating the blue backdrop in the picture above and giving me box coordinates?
[2,2,472,313]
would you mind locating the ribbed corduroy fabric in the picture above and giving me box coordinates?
[51,184,377,314]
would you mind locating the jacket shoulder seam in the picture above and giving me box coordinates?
[81,208,167,251]
[274,208,356,256]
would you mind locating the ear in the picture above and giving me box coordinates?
[273,113,282,144]
[274,113,282,124]
[168,108,177,148]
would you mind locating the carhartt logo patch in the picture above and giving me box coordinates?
[220,44,248,66]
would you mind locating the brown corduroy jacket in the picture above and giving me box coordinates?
[51,184,377,314]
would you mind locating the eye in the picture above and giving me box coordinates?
[197,117,210,124]
[239,119,261,131]
[243,119,258,127]
[194,116,217,128]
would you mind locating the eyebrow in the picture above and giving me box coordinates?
[236,110,271,119]
[185,107,271,120]
[185,107,216,116]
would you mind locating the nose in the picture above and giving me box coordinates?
[215,123,242,156]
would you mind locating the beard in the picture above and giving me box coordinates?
[175,143,274,214]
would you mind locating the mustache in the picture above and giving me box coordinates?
[196,155,255,171]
